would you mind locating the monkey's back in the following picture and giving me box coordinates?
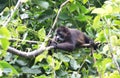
[69,29,87,45]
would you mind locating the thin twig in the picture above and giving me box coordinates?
[103,17,120,74]
[47,0,70,36]
[9,38,38,44]
[3,0,21,26]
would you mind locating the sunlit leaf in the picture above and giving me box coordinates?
[0,27,11,50]
[35,51,47,63]
[0,27,11,39]
[82,0,88,4]
[70,0,74,3]
[104,5,113,14]
[47,55,53,66]
[110,36,118,46]
[93,53,102,60]
[102,58,112,71]
[38,27,46,41]
[21,0,28,3]
[95,30,106,42]
[0,38,10,50]
[16,26,26,33]
[92,8,105,15]
[103,45,109,53]
[92,15,102,30]
[104,71,120,78]
[54,60,61,70]
[114,20,120,25]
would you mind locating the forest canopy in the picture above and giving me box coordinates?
[0,0,120,78]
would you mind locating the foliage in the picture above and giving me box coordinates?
[0,0,120,78]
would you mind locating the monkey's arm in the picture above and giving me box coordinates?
[56,42,75,51]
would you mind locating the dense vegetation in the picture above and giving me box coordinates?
[0,0,120,78]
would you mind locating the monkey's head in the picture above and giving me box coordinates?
[55,26,71,42]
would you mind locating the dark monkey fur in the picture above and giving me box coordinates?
[48,26,98,51]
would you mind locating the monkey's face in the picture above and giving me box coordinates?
[55,26,71,42]
[55,31,65,42]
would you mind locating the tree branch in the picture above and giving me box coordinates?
[7,43,92,58]
[7,44,54,58]
[9,38,38,44]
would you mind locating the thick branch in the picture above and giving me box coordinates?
[7,45,54,58]
[7,43,92,58]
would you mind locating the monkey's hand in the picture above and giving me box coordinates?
[50,41,57,48]
[48,40,57,48]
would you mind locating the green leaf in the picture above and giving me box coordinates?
[47,55,54,66]
[70,59,80,70]
[0,27,11,39]
[104,71,120,78]
[69,3,79,13]
[95,30,107,42]
[0,61,18,75]
[93,53,102,60]
[38,27,46,41]
[1,38,10,50]
[16,26,26,33]
[40,1,49,9]
[56,69,67,77]
[70,0,74,3]
[0,27,11,50]
[92,15,102,30]
[110,35,118,46]
[54,52,70,62]
[82,0,88,4]
[104,5,113,14]
[16,60,27,66]
[103,45,109,53]
[92,8,105,15]
[35,51,47,63]
[59,13,70,20]
[102,58,112,66]
[114,20,120,25]
[21,0,28,3]
[76,14,88,21]
[54,60,61,70]
[71,72,81,78]
[21,67,41,74]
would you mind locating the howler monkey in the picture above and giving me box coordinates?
[49,26,97,51]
